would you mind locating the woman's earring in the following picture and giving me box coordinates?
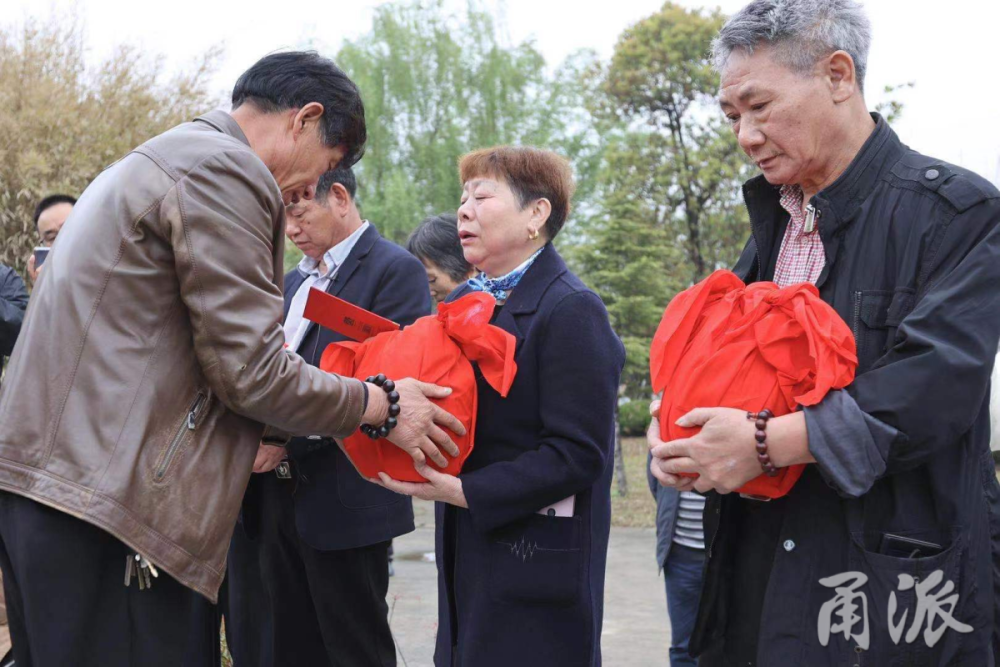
[528,228,539,241]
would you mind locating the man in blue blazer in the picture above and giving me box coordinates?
[232,167,431,667]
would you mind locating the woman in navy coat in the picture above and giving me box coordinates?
[377,146,625,666]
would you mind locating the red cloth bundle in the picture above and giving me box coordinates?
[320,292,517,482]
[650,270,857,499]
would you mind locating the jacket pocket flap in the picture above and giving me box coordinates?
[859,291,893,329]
[885,289,915,328]
[859,290,914,329]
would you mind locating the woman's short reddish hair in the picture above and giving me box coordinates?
[459,146,575,240]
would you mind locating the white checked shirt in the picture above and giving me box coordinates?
[773,185,826,287]
[282,221,370,353]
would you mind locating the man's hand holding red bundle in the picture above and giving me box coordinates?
[362,377,466,469]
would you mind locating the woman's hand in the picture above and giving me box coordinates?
[372,462,469,508]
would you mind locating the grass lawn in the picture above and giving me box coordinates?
[611,436,657,528]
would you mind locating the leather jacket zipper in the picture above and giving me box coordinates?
[155,391,208,481]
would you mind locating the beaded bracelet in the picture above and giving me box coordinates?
[360,374,401,440]
[747,409,779,477]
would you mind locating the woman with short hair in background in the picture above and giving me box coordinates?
[407,213,475,303]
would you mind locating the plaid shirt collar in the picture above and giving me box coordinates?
[773,185,826,287]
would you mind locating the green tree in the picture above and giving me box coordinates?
[332,0,598,245]
[578,133,686,398]
[577,2,755,404]
[875,81,915,124]
[575,3,753,496]
[0,16,221,275]
[600,2,754,287]
[576,151,684,496]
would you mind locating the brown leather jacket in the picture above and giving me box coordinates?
[0,111,365,601]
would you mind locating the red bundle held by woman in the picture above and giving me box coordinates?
[320,291,517,482]
[650,270,857,499]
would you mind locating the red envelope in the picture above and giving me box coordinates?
[650,270,858,499]
[304,288,400,341]
[320,292,517,482]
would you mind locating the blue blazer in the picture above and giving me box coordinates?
[434,244,625,667]
[247,224,432,551]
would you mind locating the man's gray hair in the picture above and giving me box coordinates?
[713,0,872,92]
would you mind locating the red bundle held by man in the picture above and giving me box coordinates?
[650,270,857,499]
[320,292,517,482]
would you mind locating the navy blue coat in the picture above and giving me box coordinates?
[246,224,431,550]
[434,244,625,667]
[647,452,681,570]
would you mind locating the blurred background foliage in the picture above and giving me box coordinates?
[0,0,908,452]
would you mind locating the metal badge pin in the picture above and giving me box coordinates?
[804,204,819,234]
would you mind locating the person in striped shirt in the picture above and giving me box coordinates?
[649,459,706,667]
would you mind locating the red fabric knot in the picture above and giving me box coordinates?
[650,270,857,499]
[320,292,518,482]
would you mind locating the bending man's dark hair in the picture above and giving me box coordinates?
[407,213,472,282]
[315,168,358,204]
[34,194,77,228]
[232,51,367,168]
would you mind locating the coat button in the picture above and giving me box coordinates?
[924,168,940,180]
[783,539,796,552]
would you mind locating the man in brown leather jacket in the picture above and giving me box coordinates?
[0,51,463,667]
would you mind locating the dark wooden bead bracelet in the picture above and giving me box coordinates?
[360,374,400,440]
[746,408,779,477]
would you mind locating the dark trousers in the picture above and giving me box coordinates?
[0,490,219,667]
[221,521,273,666]
[664,543,705,667]
[257,471,396,667]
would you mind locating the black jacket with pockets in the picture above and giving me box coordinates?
[692,115,1000,667]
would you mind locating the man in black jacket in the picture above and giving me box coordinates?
[0,264,28,385]
[230,167,431,667]
[649,1,1000,665]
